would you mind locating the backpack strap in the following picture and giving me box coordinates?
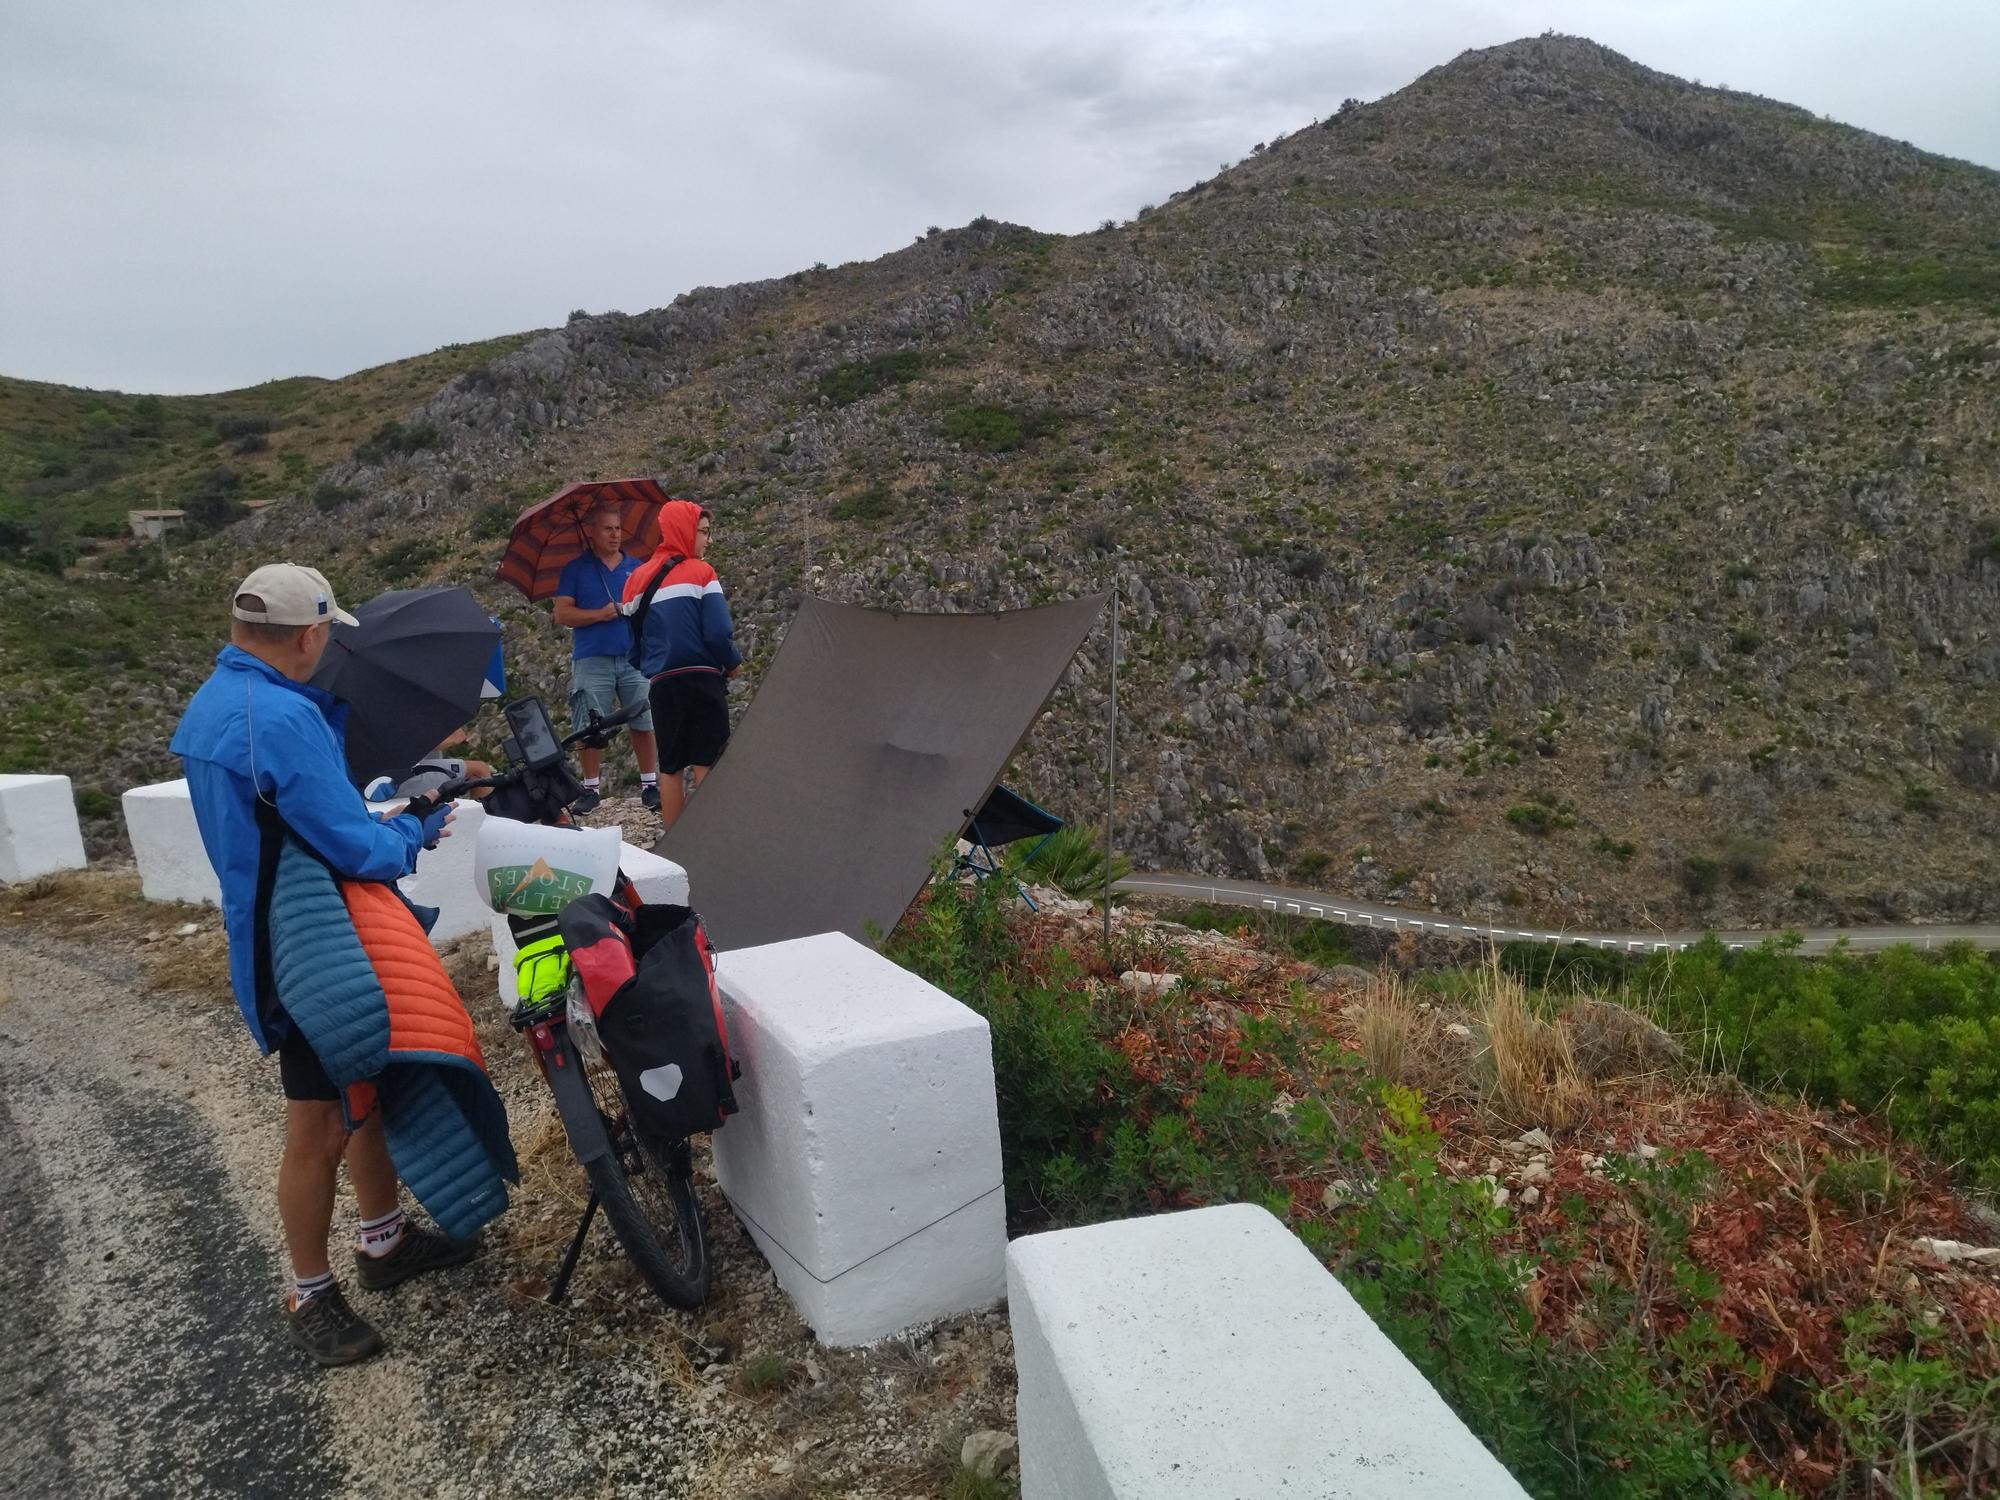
[625,554,685,671]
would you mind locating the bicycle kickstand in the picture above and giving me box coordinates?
[548,1189,601,1305]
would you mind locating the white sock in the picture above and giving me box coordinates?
[639,773,658,786]
[583,777,602,790]
[293,1269,336,1308]
[357,1207,406,1259]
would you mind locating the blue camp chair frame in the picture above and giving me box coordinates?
[960,791,1063,911]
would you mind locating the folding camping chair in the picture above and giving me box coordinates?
[959,784,1064,910]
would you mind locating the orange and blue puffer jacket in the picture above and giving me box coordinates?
[266,838,517,1239]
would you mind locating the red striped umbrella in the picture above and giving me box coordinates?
[494,477,673,601]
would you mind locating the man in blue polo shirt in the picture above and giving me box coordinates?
[552,504,659,814]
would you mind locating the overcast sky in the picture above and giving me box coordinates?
[4,0,1996,395]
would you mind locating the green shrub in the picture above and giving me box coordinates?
[353,420,438,465]
[1903,781,1941,816]
[1817,1151,1908,1215]
[1641,937,2000,1181]
[1505,803,1572,835]
[1290,848,1332,881]
[1815,1302,2000,1483]
[735,1352,795,1396]
[74,787,118,819]
[1681,856,1723,897]
[1971,517,2000,565]
[19,544,74,575]
[1015,824,1131,898]
[887,873,1135,1210]
[1818,251,2000,314]
[1347,1090,1743,1495]
[1723,836,1771,886]
[312,484,360,513]
[373,536,446,583]
[943,404,1024,451]
[818,351,924,406]
[472,501,515,539]
[183,490,247,532]
[830,484,895,523]
[213,414,271,441]
[944,1466,1019,1500]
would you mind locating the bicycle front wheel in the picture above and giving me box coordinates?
[579,1055,711,1308]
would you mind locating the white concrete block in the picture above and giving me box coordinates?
[488,843,692,1008]
[0,774,89,884]
[618,840,690,908]
[1007,1204,1528,1500]
[397,797,490,946]
[710,931,1005,1346]
[491,911,523,1007]
[122,779,221,907]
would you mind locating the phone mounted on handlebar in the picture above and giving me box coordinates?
[436,694,650,826]
[503,697,567,770]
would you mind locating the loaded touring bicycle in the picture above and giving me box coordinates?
[422,695,738,1307]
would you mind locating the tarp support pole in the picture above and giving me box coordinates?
[1103,580,1118,949]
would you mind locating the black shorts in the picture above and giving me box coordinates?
[648,670,730,774]
[275,1026,339,1102]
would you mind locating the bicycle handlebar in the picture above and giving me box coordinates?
[383,696,647,820]
[563,698,650,751]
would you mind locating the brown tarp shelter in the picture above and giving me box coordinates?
[660,594,1107,952]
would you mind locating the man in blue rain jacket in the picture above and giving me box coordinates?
[171,562,472,1367]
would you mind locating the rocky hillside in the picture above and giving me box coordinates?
[8,35,2000,933]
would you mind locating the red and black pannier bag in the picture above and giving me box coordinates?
[556,895,738,1140]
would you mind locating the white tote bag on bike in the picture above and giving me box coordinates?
[473,815,623,918]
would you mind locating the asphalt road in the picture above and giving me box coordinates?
[0,936,346,1500]
[1115,874,2000,955]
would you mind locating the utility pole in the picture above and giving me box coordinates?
[1102,578,1119,949]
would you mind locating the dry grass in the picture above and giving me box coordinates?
[1472,952,1590,1129]
[1352,952,1592,1128]
[496,1109,594,1265]
[1358,969,1417,1083]
[0,866,146,922]
[2,866,237,1004]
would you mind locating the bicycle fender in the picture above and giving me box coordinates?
[544,1031,615,1166]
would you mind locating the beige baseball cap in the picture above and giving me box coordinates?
[231,563,359,628]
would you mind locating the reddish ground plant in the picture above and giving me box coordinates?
[890,881,2000,1497]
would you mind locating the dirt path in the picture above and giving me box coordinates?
[0,881,1017,1500]
[0,927,717,1500]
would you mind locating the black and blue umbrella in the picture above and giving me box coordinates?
[310,586,502,785]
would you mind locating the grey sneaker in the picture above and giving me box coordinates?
[355,1224,480,1292]
[571,786,602,816]
[640,782,661,811]
[286,1283,384,1367]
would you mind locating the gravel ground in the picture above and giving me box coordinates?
[0,873,1017,1500]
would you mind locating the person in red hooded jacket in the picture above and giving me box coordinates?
[622,500,742,830]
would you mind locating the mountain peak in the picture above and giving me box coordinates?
[1448,32,1646,75]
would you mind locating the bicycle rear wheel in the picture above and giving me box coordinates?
[579,1052,711,1308]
